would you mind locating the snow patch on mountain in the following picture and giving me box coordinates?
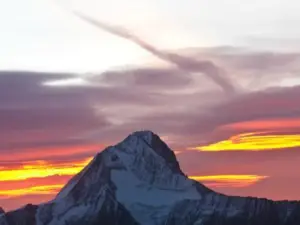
[111,169,201,224]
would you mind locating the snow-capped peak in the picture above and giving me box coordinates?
[56,130,189,201]
[129,130,155,144]
[46,130,204,225]
[121,130,183,175]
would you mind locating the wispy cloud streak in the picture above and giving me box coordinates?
[72,12,237,95]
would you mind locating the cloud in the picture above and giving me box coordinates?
[98,67,192,88]
[220,118,300,131]
[189,175,267,188]
[0,71,109,157]
[0,67,201,159]
[0,184,62,199]
[73,85,300,151]
[0,157,91,182]
[72,12,237,95]
[210,86,300,126]
[195,132,300,152]
[181,47,300,89]
[76,46,300,147]
[88,84,300,153]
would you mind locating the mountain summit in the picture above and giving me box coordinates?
[1,130,300,225]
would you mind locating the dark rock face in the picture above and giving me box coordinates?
[149,132,183,175]
[35,151,139,225]
[55,197,139,225]
[164,196,300,225]
[0,208,4,215]
[88,200,139,225]
[4,204,38,225]
[1,131,300,225]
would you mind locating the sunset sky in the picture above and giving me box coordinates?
[1,0,300,211]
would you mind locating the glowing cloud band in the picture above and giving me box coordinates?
[0,158,93,182]
[0,185,63,199]
[190,175,268,188]
[192,133,300,151]
[221,118,300,131]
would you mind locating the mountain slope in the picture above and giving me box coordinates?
[1,130,300,225]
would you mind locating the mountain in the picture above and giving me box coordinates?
[1,130,300,225]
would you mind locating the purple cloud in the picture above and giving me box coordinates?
[72,12,237,95]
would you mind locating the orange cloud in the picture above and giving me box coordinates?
[0,184,63,199]
[220,118,300,131]
[0,158,93,182]
[0,144,105,162]
[191,132,300,151]
[0,158,93,201]
[0,176,73,202]
[189,175,268,188]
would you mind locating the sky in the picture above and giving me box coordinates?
[1,0,300,211]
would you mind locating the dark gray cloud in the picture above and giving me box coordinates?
[98,67,192,88]
[88,85,300,148]
[0,71,108,153]
[182,47,300,88]
[0,66,199,155]
[183,47,300,70]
